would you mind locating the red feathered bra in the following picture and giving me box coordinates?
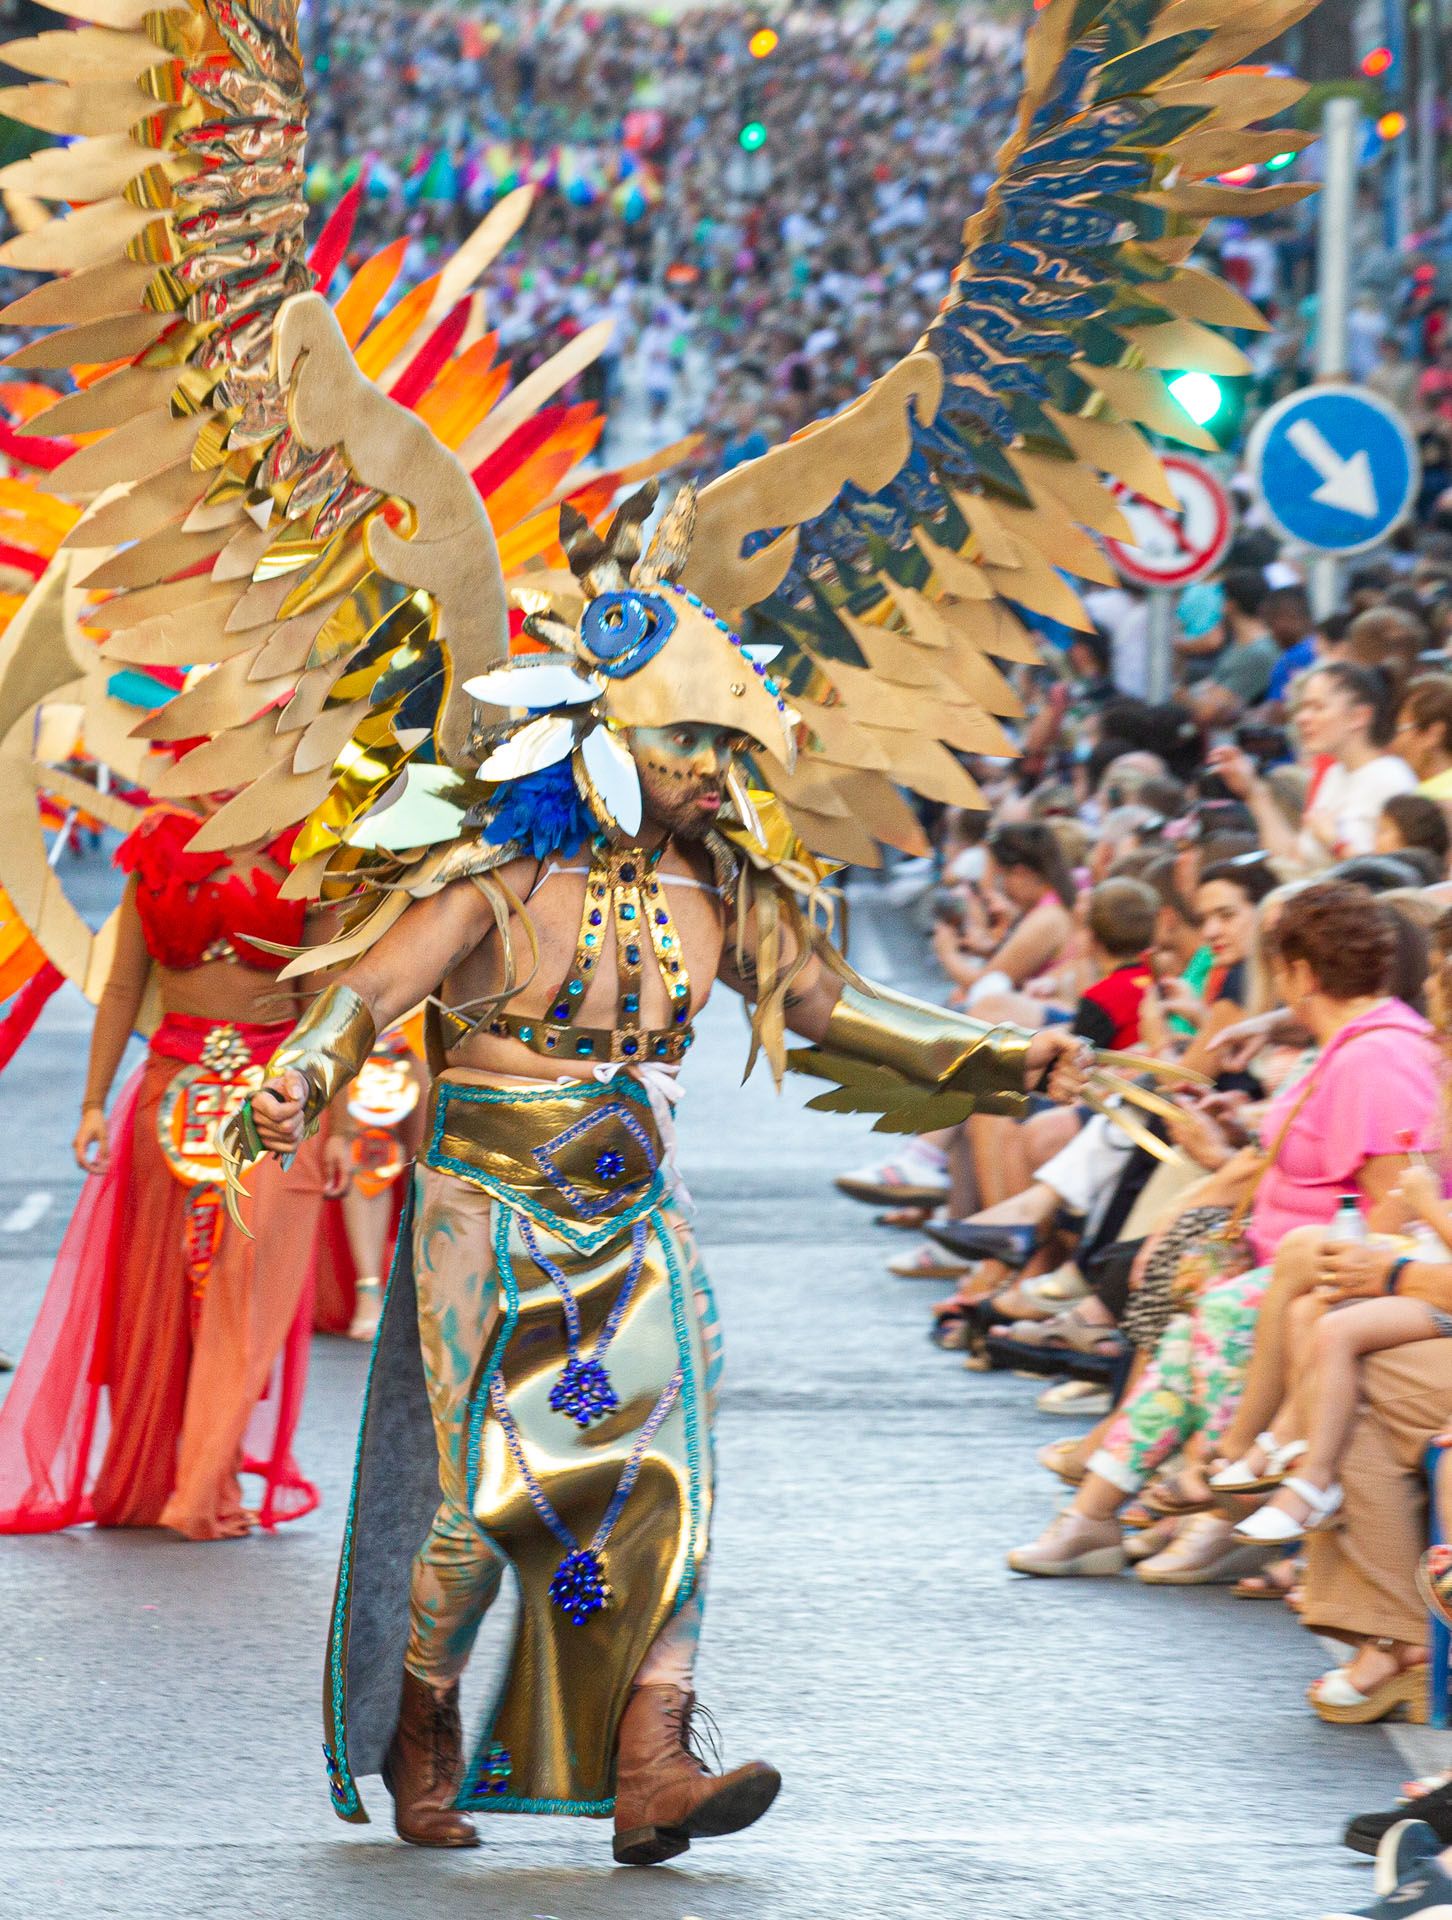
[115,806,305,970]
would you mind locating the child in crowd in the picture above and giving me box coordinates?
[1069,877,1159,1052]
[1376,792,1452,876]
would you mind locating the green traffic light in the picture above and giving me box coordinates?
[739,120,767,152]
[1265,149,1296,170]
[1167,369,1224,427]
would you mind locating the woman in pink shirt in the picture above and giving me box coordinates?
[1007,882,1442,1584]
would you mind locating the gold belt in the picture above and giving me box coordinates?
[423,1072,668,1246]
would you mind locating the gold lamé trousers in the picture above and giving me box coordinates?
[402,1069,719,1815]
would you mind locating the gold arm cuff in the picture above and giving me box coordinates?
[266,984,377,1128]
[823,982,1036,1107]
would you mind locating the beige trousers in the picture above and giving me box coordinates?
[1303,1340,1452,1646]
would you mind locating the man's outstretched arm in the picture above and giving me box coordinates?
[717,933,1091,1111]
[246,877,506,1156]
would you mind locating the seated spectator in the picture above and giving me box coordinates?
[1189,568,1281,724]
[929,822,1076,1008]
[1004,883,1441,1584]
[1209,663,1415,868]
[1262,586,1318,711]
[1376,792,1451,875]
[1069,879,1159,1051]
[1396,672,1452,798]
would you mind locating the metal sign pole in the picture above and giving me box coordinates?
[1146,591,1173,703]
[1311,95,1360,617]
[1418,0,1443,225]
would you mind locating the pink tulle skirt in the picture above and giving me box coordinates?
[0,1048,326,1539]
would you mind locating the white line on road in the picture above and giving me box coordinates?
[2,1191,51,1233]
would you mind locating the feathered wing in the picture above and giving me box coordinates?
[0,0,699,973]
[681,0,1315,869]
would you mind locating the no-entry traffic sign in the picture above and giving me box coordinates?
[1105,453,1235,589]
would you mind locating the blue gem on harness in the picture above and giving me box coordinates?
[549,1356,621,1429]
[550,1548,611,1624]
[595,1147,626,1180]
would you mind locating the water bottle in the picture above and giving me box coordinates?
[1327,1194,1367,1243]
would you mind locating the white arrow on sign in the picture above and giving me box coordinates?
[1284,417,1378,518]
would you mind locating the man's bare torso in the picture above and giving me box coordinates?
[440,837,730,1078]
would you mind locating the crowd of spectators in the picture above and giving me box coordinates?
[832,504,1452,1909]
[290,1,1021,465]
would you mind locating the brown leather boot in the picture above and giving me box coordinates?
[381,1669,479,1848]
[612,1683,781,1866]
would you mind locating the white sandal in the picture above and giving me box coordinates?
[1233,1475,1343,1543]
[1209,1433,1306,1492]
[887,1242,967,1280]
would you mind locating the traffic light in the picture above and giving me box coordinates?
[1265,149,1297,170]
[738,120,767,152]
[1167,370,1249,448]
[1377,109,1407,140]
[1361,44,1394,77]
[1167,371,1223,427]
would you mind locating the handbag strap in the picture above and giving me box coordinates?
[1224,1020,1410,1237]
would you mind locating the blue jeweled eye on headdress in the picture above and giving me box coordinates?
[579,589,676,679]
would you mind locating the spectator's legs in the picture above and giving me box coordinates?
[1212,1225,1327,1464]
[1263,1300,1448,1522]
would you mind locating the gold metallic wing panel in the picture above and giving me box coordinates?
[681,0,1316,865]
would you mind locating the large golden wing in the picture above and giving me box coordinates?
[679,0,1316,866]
[0,2,693,958]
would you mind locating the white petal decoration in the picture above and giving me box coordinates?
[580,723,642,836]
[463,659,601,710]
[477,713,576,781]
[349,764,469,850]
[740,643,782,664]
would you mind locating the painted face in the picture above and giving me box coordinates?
[627,723,749,840]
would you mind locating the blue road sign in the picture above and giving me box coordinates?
[1247,384,1419,556]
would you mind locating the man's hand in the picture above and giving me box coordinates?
[1318,1238,1399,1301]
[250,1068,310,1154]
[1024,1028,1092,1104]
[321,1131,353,1199]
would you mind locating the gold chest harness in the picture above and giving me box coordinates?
[484,843,697,1066]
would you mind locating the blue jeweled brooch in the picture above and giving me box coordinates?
[549,1355,620,1428]
[550,1548,611,1625]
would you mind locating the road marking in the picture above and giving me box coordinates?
[2,1192,51,1233]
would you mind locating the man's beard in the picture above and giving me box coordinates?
[640,777,722,841]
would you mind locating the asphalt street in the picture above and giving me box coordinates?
[0,858,1440,1920]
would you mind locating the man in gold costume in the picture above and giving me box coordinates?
[242,495,1091,1864]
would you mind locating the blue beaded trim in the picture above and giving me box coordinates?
[462,1204,522,1517]
[654,1214,707,1614]
[323,1174,422,1823]
[658,581,790,713]
[475,1793,615,1818]
[457,1199,709,1817]
[426,1078,666,1255]
[530,1101,658,1221]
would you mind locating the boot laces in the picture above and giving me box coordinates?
[683,1698,724,1775]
